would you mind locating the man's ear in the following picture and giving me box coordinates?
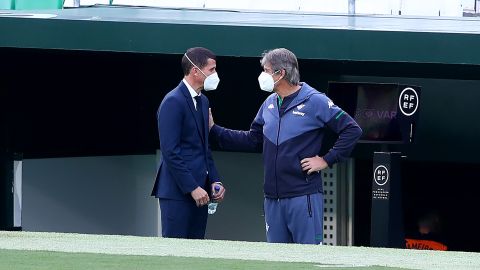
[277,69,285,81]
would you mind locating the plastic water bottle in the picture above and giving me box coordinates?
[208,185,221,215]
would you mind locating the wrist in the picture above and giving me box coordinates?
[190,186,200,194]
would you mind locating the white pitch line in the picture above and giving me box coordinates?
[0,231,479,270]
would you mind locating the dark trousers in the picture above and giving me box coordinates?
[159,198,208,239]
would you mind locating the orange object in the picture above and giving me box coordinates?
[405,238,447,251]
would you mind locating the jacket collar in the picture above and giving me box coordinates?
[266,82,318,115]
[179,81,206,145]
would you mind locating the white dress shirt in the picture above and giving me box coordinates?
[183,78,201,110]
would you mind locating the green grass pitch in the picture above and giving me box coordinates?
[0,231,479,270]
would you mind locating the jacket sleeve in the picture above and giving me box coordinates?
[206,145,220,184]
[210,104,264,153]
[315,94,363,167]
[158,96,198,194]
[205,99,221,184]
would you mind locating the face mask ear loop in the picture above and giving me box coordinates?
[184,53,207,78]
[273,70,282,85]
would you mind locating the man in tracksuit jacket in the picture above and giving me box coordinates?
[209,48,362,244]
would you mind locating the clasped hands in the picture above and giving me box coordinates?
[191,182,226,207]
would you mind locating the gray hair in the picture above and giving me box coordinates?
[260,48,300,85]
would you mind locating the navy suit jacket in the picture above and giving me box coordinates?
[151,81,220,200]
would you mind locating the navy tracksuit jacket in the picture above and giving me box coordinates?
[210,82,362,199]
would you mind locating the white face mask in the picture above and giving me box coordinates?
[199,70,220,91]
[258,70,280,92]
[184,53,220,91]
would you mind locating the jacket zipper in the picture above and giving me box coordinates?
[275,116,281,199]
[274,94,305,198]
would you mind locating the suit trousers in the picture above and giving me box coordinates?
[159,198,208,239]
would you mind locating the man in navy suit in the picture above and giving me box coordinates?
[151,47,226,239]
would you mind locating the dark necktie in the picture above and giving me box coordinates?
[194,95,205,140]
[194,95,202,113]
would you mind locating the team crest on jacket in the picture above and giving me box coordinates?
[297,104,305,110]
[268,104,274,109]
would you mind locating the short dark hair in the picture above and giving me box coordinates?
[182,47,216,76]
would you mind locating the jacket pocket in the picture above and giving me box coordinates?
[182,148,194,157]
[298,155,319,182]
[307,170,321,182]
[297,155,309,182]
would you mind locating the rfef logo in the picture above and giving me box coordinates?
[374,165,389,186]
[398,87,419,116]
